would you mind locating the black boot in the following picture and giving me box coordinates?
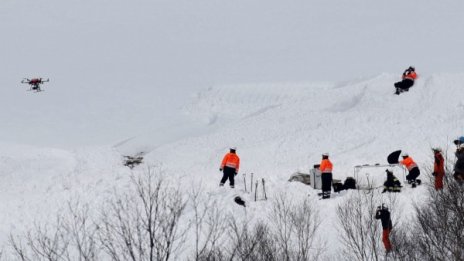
[322,192,330,199]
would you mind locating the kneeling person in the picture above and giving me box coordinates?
[400,153,421,187]
[382,169,402,193]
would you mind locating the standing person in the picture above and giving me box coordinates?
[400,152,421,187]
[375,204,393,253]
[219,147,240,188]
[382,169,402,193]
[432,148,445,190]
[453,144,464,183]
[394,66,417,95]
[319,153,333,199]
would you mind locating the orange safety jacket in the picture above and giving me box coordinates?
[319,159,333,174]
[220,153,240,172]
[403,71,417,81]
[400,156,418,171]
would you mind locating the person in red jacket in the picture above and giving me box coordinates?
[400,152,421,187]
[219,147,240,188]
[432,148,445,190]
[319,153,333,199]
[394,66,417,95]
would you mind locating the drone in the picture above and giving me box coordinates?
[21,78,49,92]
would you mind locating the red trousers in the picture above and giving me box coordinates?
[382,229,392,251]
[435,174,444,190]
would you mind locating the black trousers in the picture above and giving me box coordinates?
[406,167,420,181]
[394,79,414,91]
[220,166,236,187]
[322,173,333,193]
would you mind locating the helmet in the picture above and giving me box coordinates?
[432,147,442,152]
[408,66,415,71]
[401,152,409,157]
[454,136,464,145]
[230,147,237,151]
[322,153,329,157]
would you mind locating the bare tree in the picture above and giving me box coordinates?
[188,184,227,261]
[406,180,464,261]
[63,200,100,261]
[269,193,323,261]
[386,221,418,261]
[336,190,383,261]
[7,167,326,261]
[8,199,100,261]
[193,192,322,261]
[226,218,276,261]
[98,166,188,261]
[9,216,70,261]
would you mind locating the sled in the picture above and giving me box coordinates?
[387,150,401,164]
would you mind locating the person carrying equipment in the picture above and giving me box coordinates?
[375,204,393,253]
[432,148,445,190]
[394,66,417,95]
[382,169,402,193]
[219,147,240,188]
[319,153,333,199]
[399,152,421,187]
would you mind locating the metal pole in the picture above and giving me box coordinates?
[254,181,258,201]
[262,178,267,200]
[250,173,254,193]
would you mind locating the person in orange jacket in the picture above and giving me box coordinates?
[394,66,417,95]
[399,152,421,187]
[319,153,333,199]
[432,148,445,190]
[219,147,240,188]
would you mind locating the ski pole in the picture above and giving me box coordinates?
[255,181,258,201]
[262,178,267,200]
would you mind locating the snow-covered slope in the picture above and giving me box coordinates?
[169,73,464,179]
[1,74,462,258]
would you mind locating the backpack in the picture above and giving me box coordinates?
[333,182,344,193]
[344,177,357,190]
